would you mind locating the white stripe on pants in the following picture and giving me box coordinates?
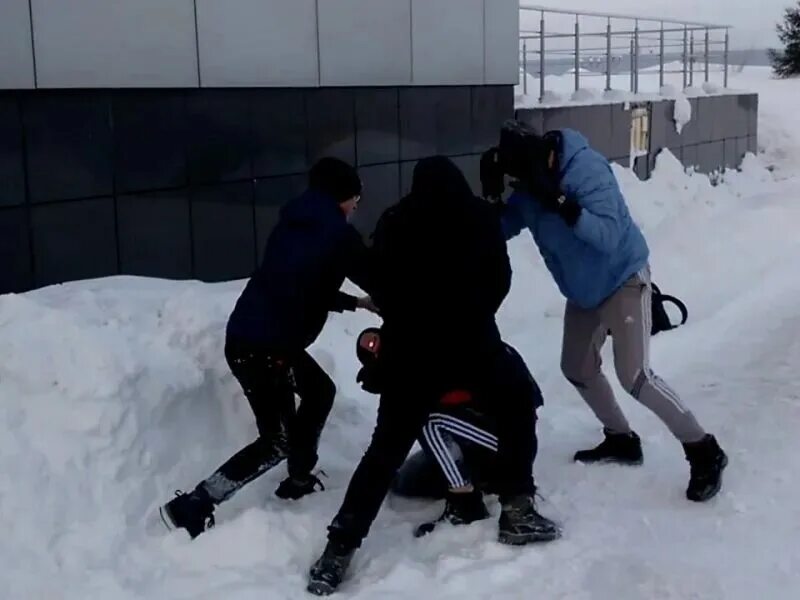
[421,412,498,490]
[560,264,706,443]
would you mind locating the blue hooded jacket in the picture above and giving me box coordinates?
[226,189,370,352]
[501,128,649,309]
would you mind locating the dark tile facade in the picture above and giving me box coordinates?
[355,88,400,167]
[30,197,117,287]
[117,190,192,279]
[0,97,25,207]
[252,89,308,178]
[114,92,188,193]
[186,90,253,185]
[191,181,257,282]
[24,92,113,203]
[1,86,757,294]
[0,207,33,293]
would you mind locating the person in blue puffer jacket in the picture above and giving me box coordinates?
[480,120,727,503]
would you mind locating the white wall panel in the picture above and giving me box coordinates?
[196,0,318,87]
[31,0,198,88]
[318,0,411,86]
[485,0,519,85]
[411,0,484,85]
[0,0,35,89]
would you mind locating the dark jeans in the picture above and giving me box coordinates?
[199,338,336,504]
[327,343,540,549]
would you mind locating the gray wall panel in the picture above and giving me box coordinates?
[196,0,318,87]
[484,0,519,85]
[32,0,198,88]
[0,0,35,89]
[411,0,484,85]
[319,0,411,86]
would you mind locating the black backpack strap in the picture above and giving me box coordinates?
[658,294,688,326]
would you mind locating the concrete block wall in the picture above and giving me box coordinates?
[0,0,520,89]
[516,93,759,178]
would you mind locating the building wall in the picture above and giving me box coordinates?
[1,0,520,89]
[0,85,513,294]
[515,93,759,179]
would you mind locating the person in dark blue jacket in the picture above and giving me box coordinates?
[158,157,377,539]
[480,120,727,503]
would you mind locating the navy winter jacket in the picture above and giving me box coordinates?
[226,189,371,353]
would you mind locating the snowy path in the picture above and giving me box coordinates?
[2,96,800,598]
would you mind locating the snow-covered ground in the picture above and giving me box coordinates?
[2,68,800,599]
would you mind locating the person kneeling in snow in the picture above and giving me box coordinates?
[306,156,560,597]
[355,327,545,539]
[159,157,377,539]
[479,120,728,502]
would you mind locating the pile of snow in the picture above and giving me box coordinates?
[570,88,598,102]
[2,81,800,597]
[659,85,693,134]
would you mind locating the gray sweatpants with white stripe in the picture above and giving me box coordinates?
[561,265,706,443]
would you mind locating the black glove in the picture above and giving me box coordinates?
[275,472,326,500]
[480,147,505,201]
[515,164,581,227]
[356,364,384,394]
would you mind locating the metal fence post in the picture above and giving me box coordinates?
[540,13,546,102]
[724,28,730,87]
[704,28,710,82]
[682,25,688,89]
[689,29,695,87]
[633,19,640,93]
[629,37,635,92]
[523,39,528,95]
[574,16,581,92]
[606,18,612,91]
[659,22,665,89]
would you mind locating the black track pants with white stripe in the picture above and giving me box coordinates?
[419,408,498,490]
[560,264,706,443]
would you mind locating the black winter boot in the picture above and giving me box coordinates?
[159,487,215,539]
[307,541,356,596]
[498,494,561,545]
[684,434,728,502]
[573,428,643,465]
[414,489,490,538]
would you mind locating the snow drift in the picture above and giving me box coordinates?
[2,144,800,597]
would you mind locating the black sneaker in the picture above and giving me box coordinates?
[573,428,643,465]
[159,487,215,539]
[414,489,490,538]
[307,541,356,596]
[498,494,561,545]
[684,434,728,502]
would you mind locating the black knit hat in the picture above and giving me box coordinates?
[498,119,552,179]
[308,157,362,203]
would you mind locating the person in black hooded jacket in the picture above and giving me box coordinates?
[306,156,560,596]
[158,157,377,539]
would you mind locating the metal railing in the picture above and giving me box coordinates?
[519,4,731,102]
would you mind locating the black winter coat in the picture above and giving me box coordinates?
[367,156,512,393]
[226,190,371,354]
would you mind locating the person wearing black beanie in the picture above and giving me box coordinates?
[308,157,363,206]
[157,157,377,540]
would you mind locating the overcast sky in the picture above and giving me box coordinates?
[521,1,791,48]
